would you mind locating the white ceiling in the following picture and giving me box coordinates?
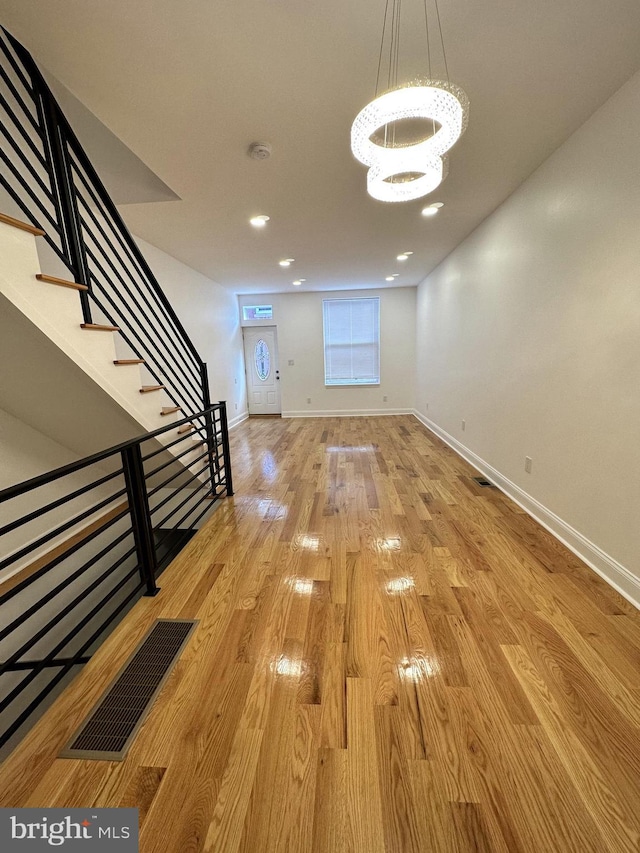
[2,0,640,294]
[41,70,181,206]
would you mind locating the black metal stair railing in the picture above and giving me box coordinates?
[0,403,233,755]
[0,29,237,755]
[0,26,210,428]
[0,31,68,267]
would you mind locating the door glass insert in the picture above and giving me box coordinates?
[255,339,270,381]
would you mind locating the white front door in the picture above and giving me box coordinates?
[243,326,281,415]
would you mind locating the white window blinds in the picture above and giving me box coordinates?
[323,297,380,386]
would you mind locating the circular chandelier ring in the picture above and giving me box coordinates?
[367,154,444,203]
[351,85,467,165]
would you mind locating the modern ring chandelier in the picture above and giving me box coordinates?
[351,0,469,203]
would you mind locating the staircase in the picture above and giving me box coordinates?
[0,213,210,474]
[0,28,233,757]
[0,27,213,443]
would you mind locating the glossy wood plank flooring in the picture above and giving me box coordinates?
[1,415,639,851]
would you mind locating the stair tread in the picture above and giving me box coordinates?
[36,273,88,291]
[81,323,120,331]
[0,501,128,595]
[140,385,165,393]
[113,359,146,365]
[161,407,182,415]
[0,212,45,236]
[177,424,195,434]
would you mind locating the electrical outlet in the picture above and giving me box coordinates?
[426,402,429,410]
[307,397,311,404]
[525,456,532,473]
[383,395,388,402]
[235,403,238,410]
[461,419,466,431]
[288,359,295,366]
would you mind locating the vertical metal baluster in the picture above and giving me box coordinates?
[121,445,160,596]
[200,364,220,496]
[32,78,93,323]
[218,401,234,497]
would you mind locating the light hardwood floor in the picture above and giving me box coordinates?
[1,415,639,852]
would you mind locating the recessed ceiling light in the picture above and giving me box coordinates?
[293,279,306,286]
[421,202,444,217]
[385,276,395,281]
[397,254,409,261]
[249,214,270,228]
[279,258,294,267]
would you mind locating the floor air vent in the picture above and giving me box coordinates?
[60,618,197,761]
[472,476,495,488]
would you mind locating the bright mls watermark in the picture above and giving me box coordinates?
[0,809,138,850]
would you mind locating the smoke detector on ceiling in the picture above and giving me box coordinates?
[248,142,272,161]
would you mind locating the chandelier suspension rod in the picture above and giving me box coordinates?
[384,0,394,146]
[388,0,397,91]
[375,0,391,98]
[385,0,399,148]
[423,0,433,79]
[395,0,403,90]
[433,0,450,83]
[423,0,437,137]
[390,0,402,151]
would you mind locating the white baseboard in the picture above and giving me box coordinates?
[412,409,640,611]
[283,408,413,419]
[228,411,249,429]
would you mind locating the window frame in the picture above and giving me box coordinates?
[322,296,380,387]
[242,304,273,321]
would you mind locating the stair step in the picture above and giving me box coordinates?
[161,407,182,416]
[0,501,128,596]
[36,273,88,291]
[81,323,120,332]
[113,359,146,365]
[0,212,45,236]
[140,385,165,393]
[177,424,194,435]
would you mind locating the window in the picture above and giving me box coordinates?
[243,304,273,321]
[323,297,380,386]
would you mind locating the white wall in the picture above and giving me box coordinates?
[135,237,247,426]
[239,287,416,417]
[0,406,120,579]
[0,407,83,491]
[414,70,640,604]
